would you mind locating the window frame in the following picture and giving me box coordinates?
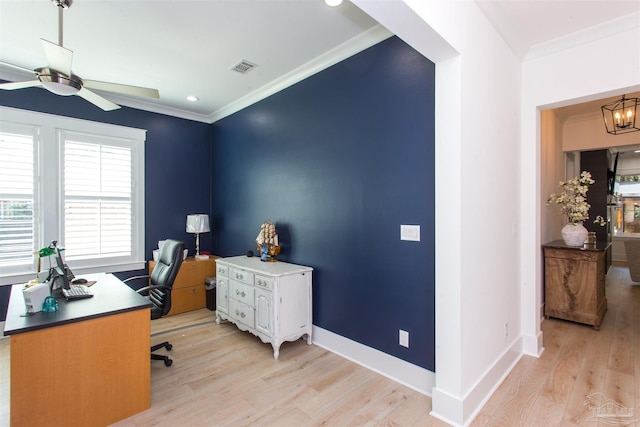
[0,106,146,285]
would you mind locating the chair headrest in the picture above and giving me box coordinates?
[159,239,184,266]
[152,239,185,288]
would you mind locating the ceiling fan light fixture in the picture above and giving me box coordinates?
[602,94,640,135]
[37,67,81,96]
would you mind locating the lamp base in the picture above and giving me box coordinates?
[195,254,209,261]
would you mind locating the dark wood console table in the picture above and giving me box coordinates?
[542,240,610,329]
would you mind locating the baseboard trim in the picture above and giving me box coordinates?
[312,326,435,396]
[431,336,523,426]
[522,329,544,357]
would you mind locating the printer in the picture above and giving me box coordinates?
[23,282,50,313]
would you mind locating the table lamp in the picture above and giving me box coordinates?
[186,214,210,260]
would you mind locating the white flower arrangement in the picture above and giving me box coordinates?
[547,171,605,226]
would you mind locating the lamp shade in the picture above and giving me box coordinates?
[186,214,210,233]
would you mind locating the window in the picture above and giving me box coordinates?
[0,107,145,285]
[0,123,38,277]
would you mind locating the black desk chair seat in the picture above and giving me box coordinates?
[125,239,185,367]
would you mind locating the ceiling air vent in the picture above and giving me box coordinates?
[231,60,258,74]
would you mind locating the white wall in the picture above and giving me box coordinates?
[352,1,639,425]
[540,109,566,245]
[520,19,640,419]
[563,111,640,152]
[352,1,522,425]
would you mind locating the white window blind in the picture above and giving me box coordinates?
[63,135,133,260]
[0,106,145,285]
[0,125,38,275]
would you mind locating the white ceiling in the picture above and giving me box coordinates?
[0,0,638,123]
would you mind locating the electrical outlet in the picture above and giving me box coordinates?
[504,322,509,338]
[399,329,409,347]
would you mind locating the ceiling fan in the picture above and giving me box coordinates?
[0,0,159,111]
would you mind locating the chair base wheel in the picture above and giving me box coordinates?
[166,343,173,351]
[164,358,173,367]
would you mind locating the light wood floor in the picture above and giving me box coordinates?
[1,265,638,426]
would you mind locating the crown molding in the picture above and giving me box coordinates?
[525,11,640,61]
[101,94,214,123]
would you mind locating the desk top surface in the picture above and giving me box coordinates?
[3,273,151,336]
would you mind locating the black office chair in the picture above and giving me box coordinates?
[125,239,185,367]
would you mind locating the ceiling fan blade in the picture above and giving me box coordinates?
[83,80,160,99]
[77,87,121,111]
[41,39,73,76]
[0,61,37,75]
[0,80,42,90]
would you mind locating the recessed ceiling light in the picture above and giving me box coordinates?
[187,96,199,102]
[325,0,343,6]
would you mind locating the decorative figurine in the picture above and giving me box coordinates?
[256,220,280,262]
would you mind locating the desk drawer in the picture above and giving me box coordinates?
[168,284,206,315]
[177,261,214,289]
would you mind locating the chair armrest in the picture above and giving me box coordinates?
[123,275,150,284]
[136,284,172,296]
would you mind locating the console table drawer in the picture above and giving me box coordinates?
[230,299,254,328]
[230,280,254,306]
[230,267,254,285]
[255,274,274,291]
[217,264,229,277]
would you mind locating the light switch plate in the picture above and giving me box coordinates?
[400,225,420,241]
[399,329,409,347]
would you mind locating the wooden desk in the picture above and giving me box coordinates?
[3,273,152,426]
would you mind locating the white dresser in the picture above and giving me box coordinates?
[215,256,313,359]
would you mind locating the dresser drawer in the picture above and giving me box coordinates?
[229,298,254,328]
[168,284,206,315]
[216,263,229,277]
[230,280,254,306]
[230,267,254,285]
[255,274,274,291]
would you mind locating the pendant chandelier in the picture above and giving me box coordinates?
[601,94,640,135]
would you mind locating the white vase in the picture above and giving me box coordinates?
[561,223,588,247]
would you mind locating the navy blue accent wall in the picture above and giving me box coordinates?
[211,37,435,370]
[0,87,212,318]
